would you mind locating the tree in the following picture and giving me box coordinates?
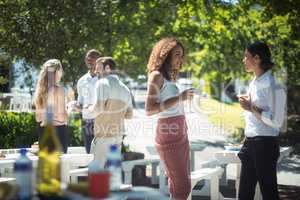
[0,0,108,84]
[0,0,299,99]
[0,0,186,84]
[0,50,11,92]
[172,0,299,101]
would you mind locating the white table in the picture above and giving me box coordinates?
[214,147,292,200]
[60,154,94,183]
[0,153,94,183]
[189,141,206,171]
[64,186,170,200]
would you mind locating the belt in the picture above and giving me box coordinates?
[246,136,278,140]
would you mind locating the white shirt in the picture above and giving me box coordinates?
[244,70,286,137]
[84,75,133,137]
[77,72,99,119]
[158,79,184,118]
[93,74,133,108]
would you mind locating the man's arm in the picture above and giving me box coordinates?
[85,100,106,118]
[125,106,133,119]
[124,90,134,119]
[239,86,286,129]
[76,79,83,106]
[83,79,109,118]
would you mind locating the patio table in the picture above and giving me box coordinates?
[65,186,169,200]
[0,153,94,183]
[214,146,292,200]
[190,140,207,171]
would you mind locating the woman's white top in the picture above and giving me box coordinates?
[158,79,185,118]
[244,70,286,137]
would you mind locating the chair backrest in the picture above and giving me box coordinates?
[0,148,20,155]
[9,93,32,112]
[67,146,86,154]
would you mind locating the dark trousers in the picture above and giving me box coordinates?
[81,119,94,153]
[38,124,69,154]
[238,136,280,200]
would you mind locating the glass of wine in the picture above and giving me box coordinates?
[185,71,194,113]
[237,86,248,100]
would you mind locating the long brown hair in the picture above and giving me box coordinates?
[34,59,63,108]
[147,37,184,81]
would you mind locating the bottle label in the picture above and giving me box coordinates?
[37,150,61,195]
[105,160,121,168]
[14,162,33,171]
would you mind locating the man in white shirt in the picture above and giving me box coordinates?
[84,57,133,167]
[76,49,101,153]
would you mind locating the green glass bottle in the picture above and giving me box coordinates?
[36,106,62,196]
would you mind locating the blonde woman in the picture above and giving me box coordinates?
[145,38,194,200]
[34,59,69,153]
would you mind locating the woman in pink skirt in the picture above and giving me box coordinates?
[145,38,194,200]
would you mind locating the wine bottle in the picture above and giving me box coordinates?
[36,106,62,196]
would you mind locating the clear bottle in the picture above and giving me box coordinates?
[105,145,122,191]
[36,106,62,196]
[14,148,33,200]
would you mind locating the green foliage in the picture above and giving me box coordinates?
[0,0,299,110]
[0,50,11,89]
[0,0,185,83]
[0,111,82,149]
[68,113,83,146]
[0,112,37,148]
[176,1,300,100]
[0,76,8,85]
[231,127,245,143]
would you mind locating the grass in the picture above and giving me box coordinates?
[199,98,245,141]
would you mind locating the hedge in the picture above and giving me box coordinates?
[0,111,83,149]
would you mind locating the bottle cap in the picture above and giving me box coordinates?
[20,148,27,156]
[110,145,118,152]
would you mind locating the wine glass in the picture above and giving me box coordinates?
[185,71,194,113]
[237,86,248,99]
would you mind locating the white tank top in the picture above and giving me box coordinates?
[158,79,185,118]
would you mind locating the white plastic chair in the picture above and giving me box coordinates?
[188,167,224,200]
[9,93,32,112]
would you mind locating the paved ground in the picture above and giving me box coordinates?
[125,89,300,198]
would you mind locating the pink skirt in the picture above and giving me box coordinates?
[155,115,191,200]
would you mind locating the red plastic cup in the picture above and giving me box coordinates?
[88,171,111,198]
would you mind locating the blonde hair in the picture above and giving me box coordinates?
[34,59,63,108]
